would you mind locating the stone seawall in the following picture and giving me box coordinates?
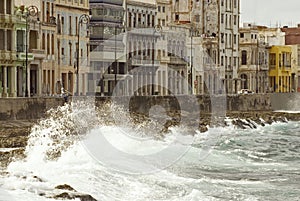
[0,97,65,121]
[97,94,272,117]
[0,94,272,121]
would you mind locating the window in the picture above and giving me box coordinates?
[221,0,224,6]
[42,2,45,22]
[0,29,4,50]
[75,17,78,35]
[61,16,64,34]
[69,16,72,35]
[7,30,11,51]
[241,50,247,65]
[69,43,72,66]
[234,34,237,44]
[240,33,244,38]
[62,48,65,55]
[42,33,45,49]
[46,2,50,22]
[17,30,24,52]
[175,14,179,21]
[6,0,11,14]
[158,6,161,12]
[234,15,237,25]
[0,1,4,14]
[221,14,224,23]
[270,53,276,66]
[29,31,38,50]
[52,34,54,55]
[47,34,50,55]
[162,6,165,13]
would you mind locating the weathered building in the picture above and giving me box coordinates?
[239,24,269,93]
[281,26,300,92]
[89,0,125,96]
[125,0,159,96]
[55,0,89,95]
[0,0,18,97]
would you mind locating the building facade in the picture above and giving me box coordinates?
[239,24,269,93]
[281,26,300,92]
[0,0,18,97]
[89,0,125,96]
[269,46,293,93]
[55,0,89,95]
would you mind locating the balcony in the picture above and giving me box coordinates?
[17,52,34,61]
[0,50,17,62]
[130,56,159,66]
[29,49,46,59]
[169,56,187,65]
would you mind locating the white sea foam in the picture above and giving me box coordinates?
[1,103,298,200]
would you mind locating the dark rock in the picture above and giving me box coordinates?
[74,194,98,201]
[33,175,44,182]
[54,192,72,199]
[53,192,97,201]
[55,184,76,192]
[199,125,208,133]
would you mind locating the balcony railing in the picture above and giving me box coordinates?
[130,57,159,66]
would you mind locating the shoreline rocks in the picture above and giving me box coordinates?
[0,111,299,168]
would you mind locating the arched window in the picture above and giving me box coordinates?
[241,50,247,65]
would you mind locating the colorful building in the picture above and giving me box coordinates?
[269,46,293,93]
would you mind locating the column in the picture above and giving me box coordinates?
[3,66,7,97]
[131,12,134,28]
[37,62,42,95]
[45,69,48,94]
[27,65,31,97]
[83,73,87,95]
[11,66,17,97]
[50,69,53,94]
[4,30,7,50]
[4,0,6,14]
[65,73,69,93]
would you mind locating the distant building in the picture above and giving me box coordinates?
[239,24,269,93]
[38,0,57,96]
[55,0,89,95]
[89,0,125,96]
[281,25,300,92]
[0,0,18,97]
[269,46,293,93]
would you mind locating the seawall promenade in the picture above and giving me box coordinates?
[0,94,276,121]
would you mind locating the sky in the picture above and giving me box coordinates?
[241,0,300,27]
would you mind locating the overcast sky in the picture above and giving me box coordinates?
[240,0,300,27]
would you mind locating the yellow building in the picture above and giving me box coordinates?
[269,46,293,93]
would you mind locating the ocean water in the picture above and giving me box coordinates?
[0,103,300,201]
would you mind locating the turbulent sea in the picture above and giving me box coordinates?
[0,103,300,201]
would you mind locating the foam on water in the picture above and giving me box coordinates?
[1,102,299,200]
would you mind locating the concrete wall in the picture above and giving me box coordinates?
[0,94,273,121]
[0,98,65,120]
[270,93,300,111]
